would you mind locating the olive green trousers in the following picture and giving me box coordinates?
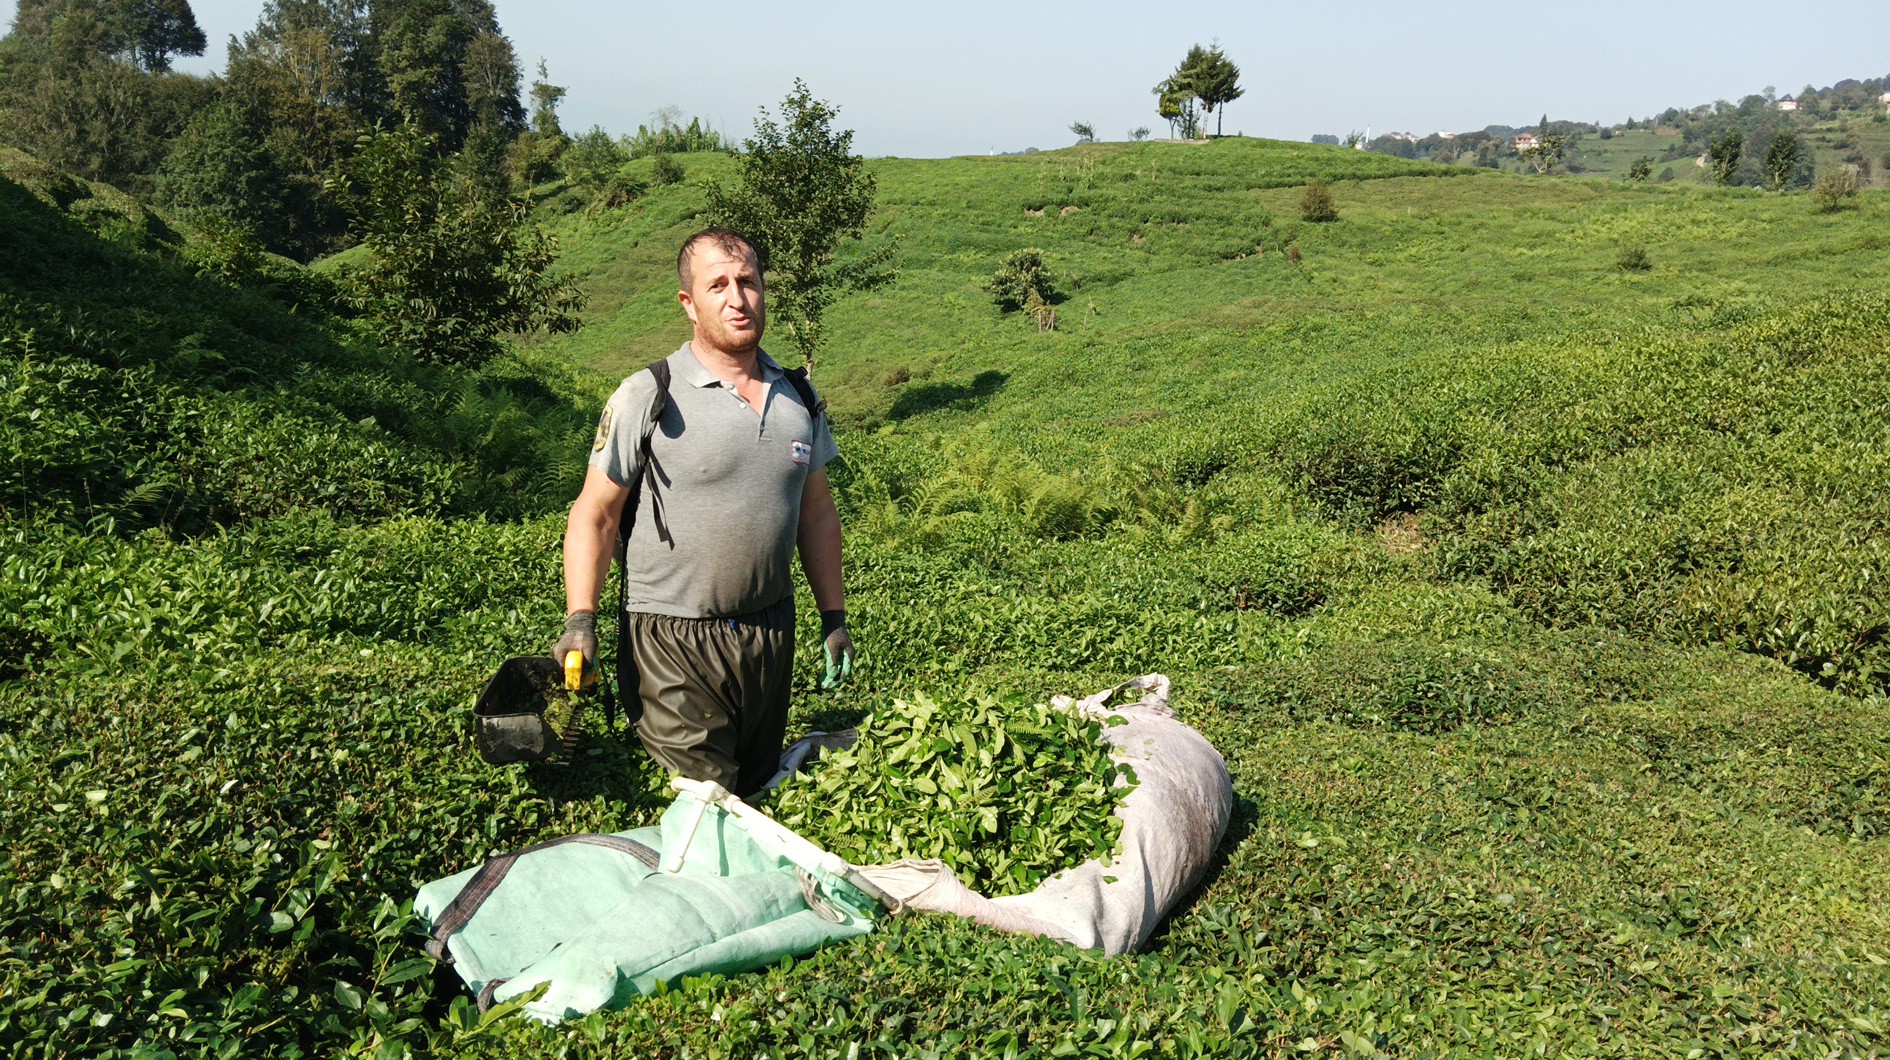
[626,598,795,797]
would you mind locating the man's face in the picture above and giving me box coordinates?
[678,243,765,355]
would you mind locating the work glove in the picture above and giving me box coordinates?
[819,609,855,690]
[550,610,598,683]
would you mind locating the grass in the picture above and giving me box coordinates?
[4,134,1890,1055]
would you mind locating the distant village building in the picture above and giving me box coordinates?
[1513,132,1541,151]
[1881,90,1890,106]
[1777,98,1799,112]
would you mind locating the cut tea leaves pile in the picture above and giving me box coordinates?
[769,692,1135,893]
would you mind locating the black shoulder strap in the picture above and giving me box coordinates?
[611,360,671,731]
[614,359,672,564]
[645,359,672,424]
[782,365,823,422]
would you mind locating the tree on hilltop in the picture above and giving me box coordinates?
[705,80,896,378]
[0,0,215,188]
[1153,70,1200,139]
[1189,41,1243,136]
[1152,44,1240,139]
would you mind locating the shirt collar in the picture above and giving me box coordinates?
[678,342,783,388]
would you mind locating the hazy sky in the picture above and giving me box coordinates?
[7,0,1887,157]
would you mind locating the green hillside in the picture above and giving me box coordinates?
[1563,127,1686,180]
[5,137,1890,1055]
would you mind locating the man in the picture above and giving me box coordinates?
[553,227,855,797]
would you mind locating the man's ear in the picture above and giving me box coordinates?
[677,289,697,325]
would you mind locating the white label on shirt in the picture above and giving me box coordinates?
[790,439,812,466]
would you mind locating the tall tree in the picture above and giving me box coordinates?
[1706,128,1744,185]
[704,79,895,377]
[122,0,207,71]
[370,0,521,154]
[1762,128,1801,191]
[527,58,564,136]
[7,0,205,71]
[326,122,580,366]
[0,1,213,189]
[1153,70,1200,140]
[1188,41,1243,136]
[217,0,373,256]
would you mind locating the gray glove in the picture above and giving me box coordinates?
[819,609,855,690]
[550,610,598,684]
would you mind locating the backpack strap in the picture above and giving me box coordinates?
[630,359,672,542]
[782,365,824,423]
[611,358,671,730]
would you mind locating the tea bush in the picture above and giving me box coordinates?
[0,166,598,533]
[8,137,1890,1054]
[1273,292,1890,693]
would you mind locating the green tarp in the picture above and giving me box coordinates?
[414,790,877,1023]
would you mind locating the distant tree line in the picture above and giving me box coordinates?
[1309,69,1890,189]
[0,0,728,265]
[0,0,751,366]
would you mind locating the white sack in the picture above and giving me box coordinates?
[813,674,1232,956]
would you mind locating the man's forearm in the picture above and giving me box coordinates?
[563,502,618,616]
[798,514,845,613]
[797,476,845,613]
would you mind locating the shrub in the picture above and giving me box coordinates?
[1813,169,1859,212]
[1298,179,1338,222]
[505,130,567,190]
[1616,244,1651,271]
[585,168,647,213]
[650,153,685,186]
[1250,639,1564,733]
[987,248,1056,310]
[560,125,628,191]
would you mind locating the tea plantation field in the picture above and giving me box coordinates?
[3,137,1889,1056]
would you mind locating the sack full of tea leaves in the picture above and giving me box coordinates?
[776,674,1231,956]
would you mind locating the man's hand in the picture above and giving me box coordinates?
[551,610,598,678]
[819,609,855,690]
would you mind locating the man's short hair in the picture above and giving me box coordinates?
[677,228,760,289]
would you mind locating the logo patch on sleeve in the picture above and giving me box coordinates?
[790,439,812,466]
[592,406,613,452]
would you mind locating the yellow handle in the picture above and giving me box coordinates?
[564,650,585,692]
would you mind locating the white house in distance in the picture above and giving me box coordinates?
[1881,90,1890,106]
[1513,132,1541,151]
[1777,97,1799,112]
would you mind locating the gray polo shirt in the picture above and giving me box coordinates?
[589,343,838,619]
